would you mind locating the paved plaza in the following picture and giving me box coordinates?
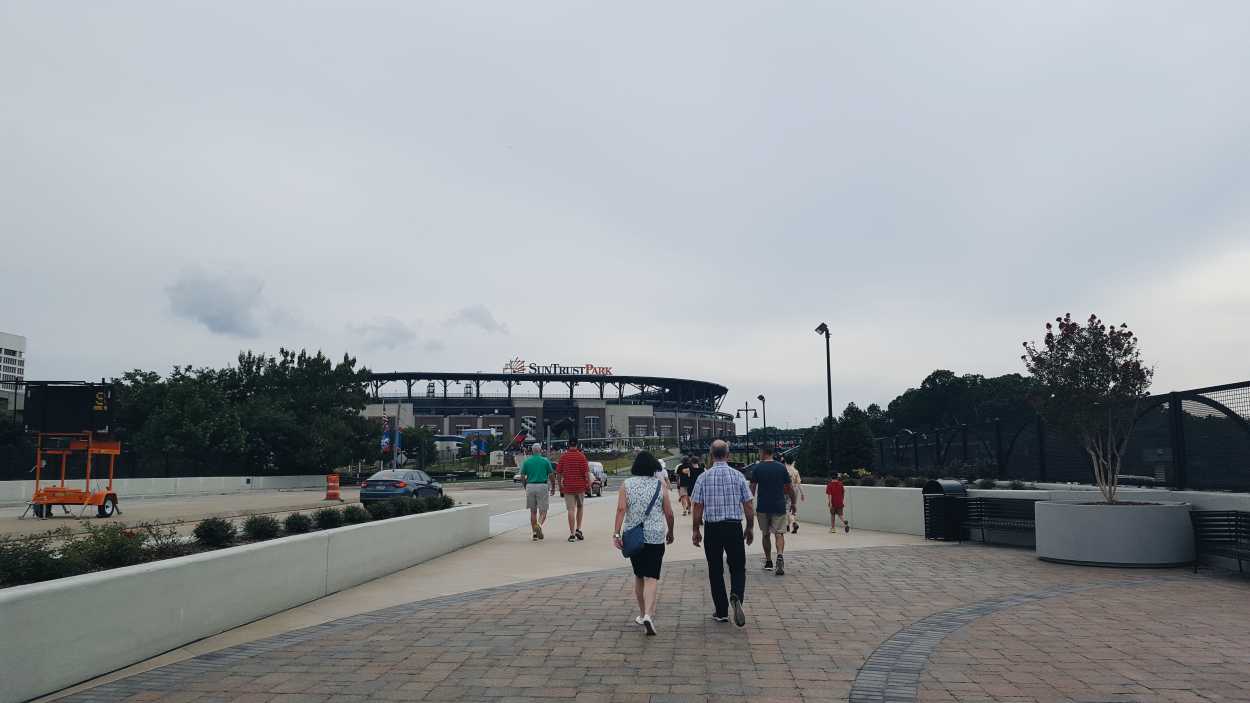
[55,544,1250,703]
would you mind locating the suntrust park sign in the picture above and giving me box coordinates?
[503,357,613,376]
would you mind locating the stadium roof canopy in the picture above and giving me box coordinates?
[367,371,727,411]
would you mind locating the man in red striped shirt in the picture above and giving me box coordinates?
[556,437,593,542]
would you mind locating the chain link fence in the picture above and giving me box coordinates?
[873,380,1250,491]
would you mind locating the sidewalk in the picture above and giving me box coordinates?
[43,489,927,701]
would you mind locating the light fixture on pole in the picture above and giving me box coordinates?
[756,394,767,449]
[815,322,835,475]
[735,401,759,440]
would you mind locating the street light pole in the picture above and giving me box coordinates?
[756,394,767,449]
[734,401,758,443]
[815,323,835,475]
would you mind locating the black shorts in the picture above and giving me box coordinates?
[629,543,666,579]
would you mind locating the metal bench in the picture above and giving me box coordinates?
[1191,510,1250,573]
[963,497,1038,544]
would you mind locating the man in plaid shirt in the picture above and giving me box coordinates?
[691,439,755,627]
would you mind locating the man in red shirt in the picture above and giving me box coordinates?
[556,437,593,542]
[826,474,849,533]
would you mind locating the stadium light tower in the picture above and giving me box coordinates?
[815,322,835,474]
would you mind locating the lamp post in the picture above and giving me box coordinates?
[756,394,768,449]
[735,401,758,444]
[815,322,835,475]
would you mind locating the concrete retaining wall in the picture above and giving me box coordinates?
[795,485,925,536]
[968,486,1250,511]
[793,483,1250,538]
[0,504,489,703]
[0,474,327,505]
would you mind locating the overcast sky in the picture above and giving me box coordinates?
[3,2,1249,430]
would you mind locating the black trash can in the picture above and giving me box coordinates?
[923,479,968,541]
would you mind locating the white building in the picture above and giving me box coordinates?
[0,331,26,412]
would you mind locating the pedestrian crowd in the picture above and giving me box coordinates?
[519,437,852,635]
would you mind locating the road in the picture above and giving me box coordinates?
[0,481,610,539]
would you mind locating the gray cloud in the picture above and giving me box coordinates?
[166,269,264,338]
[349,318,448,352]
[5,2,1250,428]
[445,305,509,335]
[349,317,418,351]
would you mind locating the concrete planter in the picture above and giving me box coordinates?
[1035,500,1194,567]
[0,504,489,703]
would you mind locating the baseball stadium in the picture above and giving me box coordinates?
[363,359,735,446]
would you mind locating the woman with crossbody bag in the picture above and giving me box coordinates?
[612,451,675,635]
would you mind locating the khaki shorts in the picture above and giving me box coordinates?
[756,512,788,535]
[525,484,550,512]
[564,492,584,510]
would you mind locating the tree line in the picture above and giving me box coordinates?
[113,349,381,475]
[794,370,1038,476]
[0,349,384,478]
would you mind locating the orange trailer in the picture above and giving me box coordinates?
[24,431,123,519]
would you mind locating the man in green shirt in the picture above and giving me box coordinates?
[521,444,555,540]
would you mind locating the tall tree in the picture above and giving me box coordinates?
[834,403,875,473]
[1022,314,1153,503]
[797,417,835,478]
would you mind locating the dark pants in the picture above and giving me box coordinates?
[703,520,746,617]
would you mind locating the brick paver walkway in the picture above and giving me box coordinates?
[60,545,1250,703]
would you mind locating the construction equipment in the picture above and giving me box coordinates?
[25,431,122,518]
[20,382,123,519]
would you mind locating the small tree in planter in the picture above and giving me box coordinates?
[1022,313,1153,503]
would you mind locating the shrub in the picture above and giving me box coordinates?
[342,505,371,524]
[975,478,998,490]
[314,507,344,530]
[284,512,314,534]
[141,522,194,560]
[0,530,82,587]
[905,477,929,488]
[857,475,878,487]
[431,494,455,510]
[365,501,394,520]
[243,514,282,541]
[841,477,858,486]
[882,476,901,487]
[388,497,414,516]
[193,517,237,548]
[62,522,148,570]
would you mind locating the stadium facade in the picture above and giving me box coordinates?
[363,362,734,443]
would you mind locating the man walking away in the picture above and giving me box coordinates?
[784,455,805,534]
[691,439,754,627]
[520,444,554,540]
[827,473,850,533]
[750,446,794,575]
[556,437,592,542]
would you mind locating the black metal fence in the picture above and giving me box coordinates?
[874,380,1250,492]
[0,445,318,482]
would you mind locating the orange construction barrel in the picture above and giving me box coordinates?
[325,474,341,501]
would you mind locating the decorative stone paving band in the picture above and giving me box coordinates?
[847,577,1169,703]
